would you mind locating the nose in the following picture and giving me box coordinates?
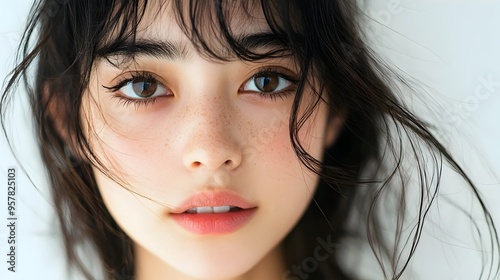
[181,95,242,172]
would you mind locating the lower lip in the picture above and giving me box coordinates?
[170,208,257,235]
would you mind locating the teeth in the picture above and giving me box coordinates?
[213,206,231,213]
[197,206,213,214]
[185,206,235,214]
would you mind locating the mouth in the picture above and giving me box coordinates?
[169,190,257,235]
[170,190,256,214]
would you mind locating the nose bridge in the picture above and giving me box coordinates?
[190,96,232,147]
[181,73,242,172]
[187,69,233,137]
[186,59,232,129]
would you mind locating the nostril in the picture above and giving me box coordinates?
[183,146,242,171]
[223,159,239,170]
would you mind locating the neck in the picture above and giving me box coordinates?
[135,242,287,280]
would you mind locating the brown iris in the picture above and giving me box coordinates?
[253,73,280,92]
[131,78,158,98]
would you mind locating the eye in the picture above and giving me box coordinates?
[120,77,169,99]
[241,72,294,93]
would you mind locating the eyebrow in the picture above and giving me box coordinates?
[97,39,190,61]
[236,32,291,54]
[97,32,291,62]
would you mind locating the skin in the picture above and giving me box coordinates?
[79,3,343,280]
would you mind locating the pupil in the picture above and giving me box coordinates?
[255,74,279,92]
[132,79,157,97]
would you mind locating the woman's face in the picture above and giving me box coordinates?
[82,3,341,279]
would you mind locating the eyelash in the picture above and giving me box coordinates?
[103,71,166,108]
[102,68,299,108]
[245,67,299,101]
[111,95,160,109]
[103,71,156,92]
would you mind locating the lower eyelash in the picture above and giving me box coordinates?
[258,88,296,101]
[111,95,160,109]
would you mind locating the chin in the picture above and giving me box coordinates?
[173,257,254,279]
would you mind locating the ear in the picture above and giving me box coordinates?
[324,115,344,149]
[46,92,69,141]
[45,86,86,163]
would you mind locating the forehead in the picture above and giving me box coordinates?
[140,2,271,44]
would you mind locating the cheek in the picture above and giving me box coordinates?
[255,101,328,171]
[245,103,329,226]
[81,91,177,192]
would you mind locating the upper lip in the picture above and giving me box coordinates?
[170,190,256,214]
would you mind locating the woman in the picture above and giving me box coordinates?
[1,0,498,279]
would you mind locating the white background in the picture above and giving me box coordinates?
[0,1,499,279]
